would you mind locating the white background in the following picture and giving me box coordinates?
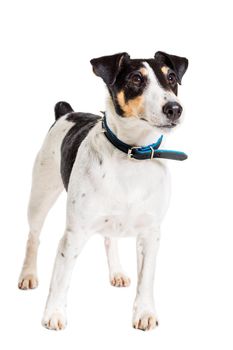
[0,0,232,349]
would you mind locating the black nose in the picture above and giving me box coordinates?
[163,102,183,121]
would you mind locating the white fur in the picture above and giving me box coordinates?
[142,62,183,128]
[18,118,74,290]
[19,63,182,331]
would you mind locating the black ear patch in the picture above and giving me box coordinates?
[90,52,130,86]
[154,51,188,84]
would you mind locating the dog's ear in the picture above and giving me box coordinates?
[90,52,130,86]
[154,51,188,84]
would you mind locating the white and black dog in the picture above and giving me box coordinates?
[18,51,188,331]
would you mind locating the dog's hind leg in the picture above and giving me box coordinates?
[18,133,64,290]
[104,237,130,287]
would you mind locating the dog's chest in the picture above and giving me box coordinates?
[87,156,171,237]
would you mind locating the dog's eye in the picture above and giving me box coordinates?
[167,72,177,85]
[130,73,143,86]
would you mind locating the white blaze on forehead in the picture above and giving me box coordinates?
[143,61,165,97]
[140,61,181,127]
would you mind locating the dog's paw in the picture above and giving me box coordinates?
[18,274,38,290]
[110,273,130,287]
[133,310,158,331]
[42,311,67,331]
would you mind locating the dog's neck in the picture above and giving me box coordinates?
[105,97,162,147]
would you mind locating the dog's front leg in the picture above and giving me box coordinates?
[104,237,131,287]
[42,228,89,330]
[133,228,160,331]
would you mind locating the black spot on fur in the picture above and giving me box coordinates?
[60,112,101,190]
[61,252,65,258]
[146,59,170,90]
[107,60,147,116]
[81,193,86,197]
[155,51,188,84]
[116,60,148,101]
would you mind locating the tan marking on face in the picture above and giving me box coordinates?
[139,67,148,76]
[161,66,169,75]
[117,91,144,117]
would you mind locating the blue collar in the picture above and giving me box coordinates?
[101,113,188,161]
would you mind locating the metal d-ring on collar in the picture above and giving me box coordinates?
[101,112,188,161]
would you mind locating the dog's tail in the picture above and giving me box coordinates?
[54,101,74,120]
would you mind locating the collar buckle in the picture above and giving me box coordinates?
[128,146,139,159]
[128,146,155,160]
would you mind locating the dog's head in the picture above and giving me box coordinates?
[90,51,188,132]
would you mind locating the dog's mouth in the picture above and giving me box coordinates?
[156,122,177,129]
[140,118,179,129]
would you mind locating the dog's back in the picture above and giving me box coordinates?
[60,109,101,190]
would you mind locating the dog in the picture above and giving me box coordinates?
[18,51,188,331]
